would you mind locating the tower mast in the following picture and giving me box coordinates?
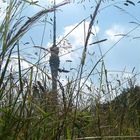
[49,0,60,92]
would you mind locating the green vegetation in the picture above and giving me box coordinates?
[0,0,140,139]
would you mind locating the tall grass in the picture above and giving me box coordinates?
[0,0,140,139]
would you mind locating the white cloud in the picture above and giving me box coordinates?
[105,25,125,42]
[0,0,7,23]
[59,22,99,60]
[48,0,70,5]
[2,55,51,81]
[45,21,99,62]
[64,21,99,48]
[2,55,31,72]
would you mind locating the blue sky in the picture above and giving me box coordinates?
[1,0,140,85]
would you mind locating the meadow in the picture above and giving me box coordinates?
[0,0,140,139]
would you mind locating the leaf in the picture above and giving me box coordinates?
[126,0,135,6]
[86,84,92,92]
[24,42,30,45]
[81,49,86,65]
[37,81,45,92]
[133,36,140,39]
[89,39,107,45]
[114,34,128,37]
[17,43,23,92]
[90,14,92,19]
[132,67,135,73]
[66,60,72,62]
[117,80,121,86]
[33,103,49,117]
[35,52,38,55]
[33,1,39,4]
[129,21,140,25]
[50,18,53,21]
[114,5,125,12]
[91,32,95,36]
[124,3,129,6]
[58,68,70,73]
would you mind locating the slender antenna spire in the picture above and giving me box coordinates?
[53,0,56,47]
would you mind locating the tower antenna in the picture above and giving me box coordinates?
[49,0,60,93]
